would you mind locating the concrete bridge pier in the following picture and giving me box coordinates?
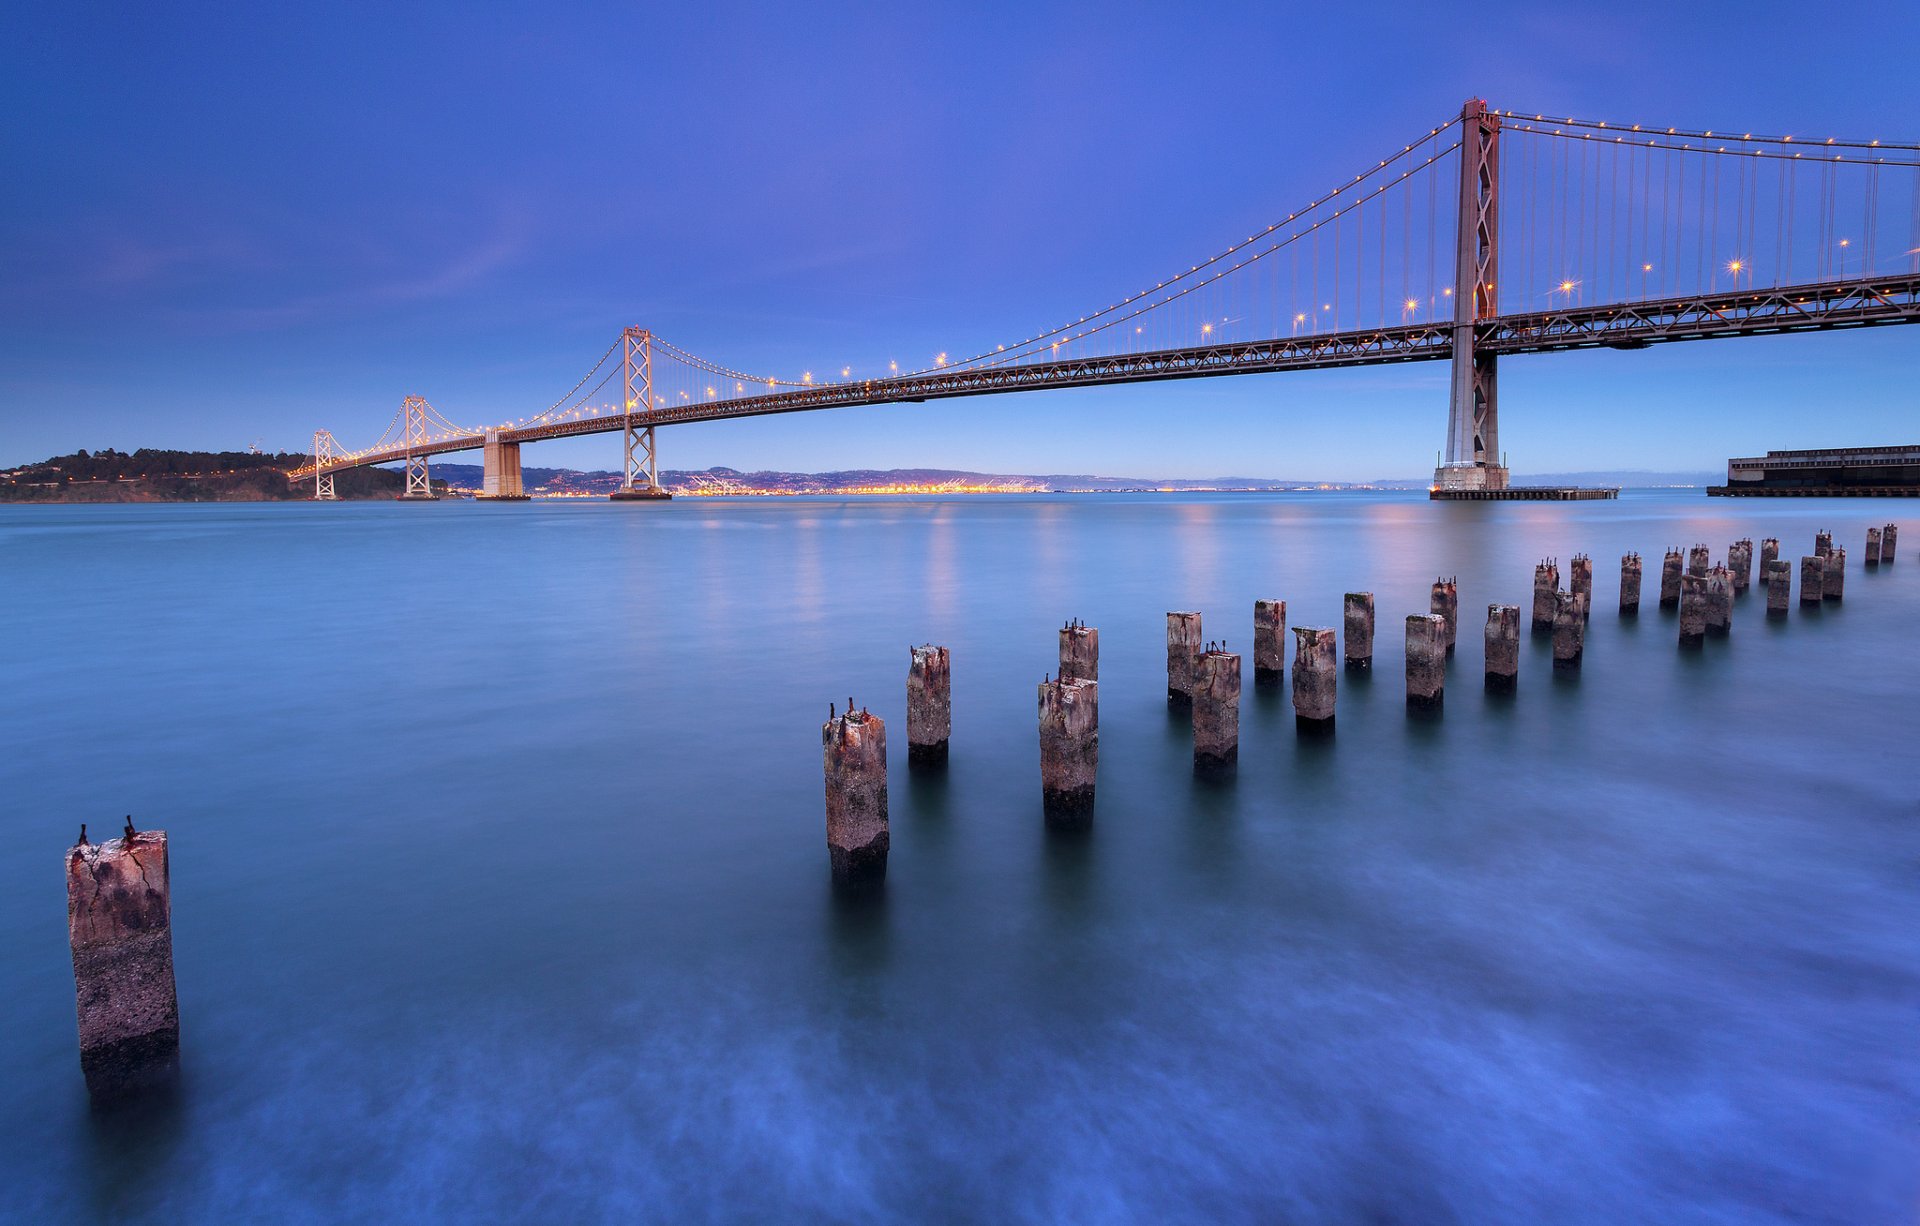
[68,824,179,1102]
[1800,556,1826,605]
[1038,678,1098,827]
[1484,604,1519,692]
[1660,549,1683,608]
[823,706,887,887]
[1406,614,1447,710]
[1823,547,1846,601]
[1343,593,1375,673]
[1167,612,1202,707]
[478,431,529,501]
[1192,648,1241,773]
[907,646,951,770]
[1058,620,1098,683]
[1291,627,1337,734]
[1430,578,1458,653]
[1253,600,1286,685]
[1765,560,1792,614]
[1620,553,1642,614]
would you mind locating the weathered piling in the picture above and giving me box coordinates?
[68,823,179,1100]
[1552,591,1584,668]
[1192,647,1240,772]
[1728,539,1753,593]
[1759,538,1779,578]
[1764,559,1791,614]
[1814,530,1832,559]
[1291,627,1337,734]
[1883,523,1898,562]
[1531,559,1560,632]
[1704,565,1734,636]
[1166,612,1202,707]
[1406,614,1447,710]
[906,645,951,769]
[1343,592,1375,673]
[823,706,888,887]
[1058,619,1098,683]
[1252,600,1286,685]
[1659,548,1683,608]
[1678,574,1707,646]
[1038,678,1098,827]
[1823,546,1846,601]
[1430,577,1458,653]
[1620,553,1642,614]
[1569,554,1593,618]
[1799,556,1825,605]
[1687,544,1710,578]
[1865,527,1882,566]
[1485,604,1519,692]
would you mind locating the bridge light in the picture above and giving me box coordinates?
[1201,322,1212,335]
[1403,298,1418,312]
[841,367,850,378]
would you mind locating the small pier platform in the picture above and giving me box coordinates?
[1431,486,1618,502]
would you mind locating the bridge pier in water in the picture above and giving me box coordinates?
[611,327,673,501]
[478,431,529,501]
[1434,99,1510,496]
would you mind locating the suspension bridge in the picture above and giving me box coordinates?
[293,99,1920,501]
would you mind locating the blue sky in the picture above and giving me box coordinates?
[3,1,1915,479]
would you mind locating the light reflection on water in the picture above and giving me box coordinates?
[0,493,1913,1223]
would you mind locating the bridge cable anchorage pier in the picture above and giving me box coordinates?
[1058,619,1099,683]
[823,704,887,888]
[610,327,673,501]
[906,645,951,770]
[68,823,179,1102]
[1252,600,1287,686]
[1484,604,1520,693]
[477,429,529,500]
[1038,676,1098,829]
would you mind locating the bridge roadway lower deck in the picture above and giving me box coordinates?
[302,273,1920,478]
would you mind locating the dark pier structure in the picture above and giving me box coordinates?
[1710,445,1920,497]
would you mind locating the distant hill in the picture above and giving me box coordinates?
[0,449,422,502]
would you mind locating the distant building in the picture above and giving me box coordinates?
[1711,445,1920,496]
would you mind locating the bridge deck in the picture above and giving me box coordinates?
[301,274,1920,477]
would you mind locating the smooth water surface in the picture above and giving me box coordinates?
[1,493,1914,1223]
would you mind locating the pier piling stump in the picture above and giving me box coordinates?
[823,708,888,887]
[1192,649,1241,773]
[1570,555,1593,618]
[68,827,179,1101]
[1252,600,1286,686]
[1406,614,1447,710]
[1660,548,1684,608]
[1058,620,1098,683]
[1823,546,1846,601]
[1799,556,1825,606]
[1343,593,1375,673]
[1705,565,1734,636]
[1485,604,1520,693]
[1679,574,1707,647]
[1764,560,1792,615]
[1729,539,1753,593]
[1552,591,1585,668]
[1815,530,1832,559]
[1688,544,1710,578]
[1532,560,1560,632]
[1430,577,1458,652]
[1620,553,1642,615]
[1038,678,1098,827]
[1759,538,1779,579]
[1291,627,1337,734]
[1166,612,1202,708]
[1866,528,1882,566]
[906,645,951,769]
[1883,523,1898,563]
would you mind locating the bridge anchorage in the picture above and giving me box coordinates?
[296,98,1920,502]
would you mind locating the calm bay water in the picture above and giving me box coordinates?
[1,492,1914,1223]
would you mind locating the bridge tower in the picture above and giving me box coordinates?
[611,326,673,501]
[399,395,437,500]
[1435,99,1508,493]
[312,429,339,500]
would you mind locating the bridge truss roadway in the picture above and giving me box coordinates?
[310,273,1920,476]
